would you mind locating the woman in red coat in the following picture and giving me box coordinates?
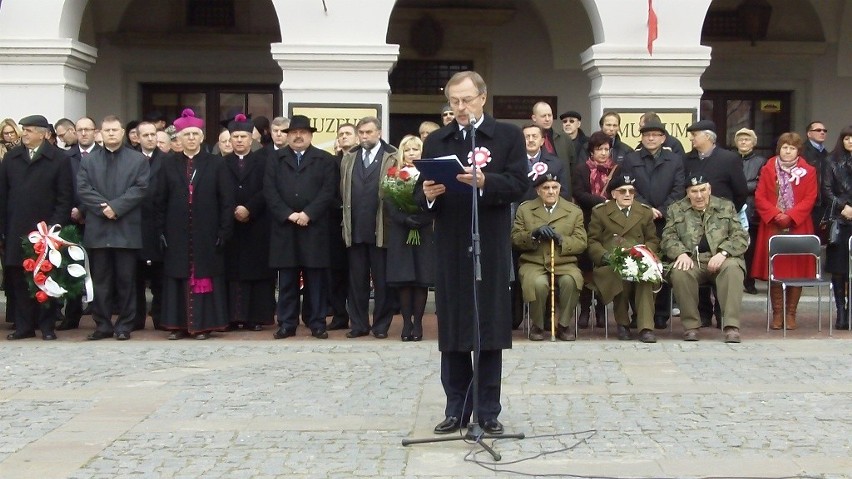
[752,132,817,330]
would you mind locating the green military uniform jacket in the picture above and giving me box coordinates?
[511,197,586,303]
[586,200,660,304]
[660,195,749,271]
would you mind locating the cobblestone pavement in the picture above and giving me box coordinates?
[1,289,851,478]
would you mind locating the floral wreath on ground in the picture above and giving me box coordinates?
[21,221,93,305]
[381,165,423,245]
[608,240,664,290]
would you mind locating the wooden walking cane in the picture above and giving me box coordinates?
[550,238,556,342]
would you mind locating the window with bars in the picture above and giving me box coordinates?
[390,60,475,95]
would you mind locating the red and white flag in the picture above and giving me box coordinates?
[647,0,658,55]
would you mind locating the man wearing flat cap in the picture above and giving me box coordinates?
[661,174,749,343]
[264,114,337,340]
[512,173,586,341]
[587,175,660,342]
[0,115,73,340]
[559,110,588,159]
[620,118,685,330]
[223,114,275,332]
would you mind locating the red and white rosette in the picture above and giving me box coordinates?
[528,161,549,182]
[789,166,807,185]
[27,221,93,303]
[467,146,492,168]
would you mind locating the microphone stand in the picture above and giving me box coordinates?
[402,116,525,461]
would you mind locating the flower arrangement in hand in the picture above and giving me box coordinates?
[381,165,423,245]
[21,221,92,305]
[607,240,663,286]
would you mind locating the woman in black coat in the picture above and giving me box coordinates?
[571,131,617,328]
[385,135,435,341]
[822,125,852,330]
[155,110,235,340]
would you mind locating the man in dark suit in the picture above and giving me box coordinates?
[417,71,527,436]
[56,116,103,330]
[802,120,829,231]
[77,115,149,340]
[531,102,576,185]
[223,114,275,331]
[264,115,337,340]
[0,115,73,340]
[132,121,165,331]
[340,117,398,339]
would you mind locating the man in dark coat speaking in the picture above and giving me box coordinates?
[416,71,527,435]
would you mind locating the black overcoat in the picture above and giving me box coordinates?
[155,151,234,278]
[264,144,337,269]
[138,149,165,261]
[683,147,748,210]
[620,147,685,220]
[223,151,274,280]
[0,142,73,265]
[417,115,528,352]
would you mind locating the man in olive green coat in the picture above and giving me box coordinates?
[512,173,586,341]
[661,175,749,343]
[587,175,660,342]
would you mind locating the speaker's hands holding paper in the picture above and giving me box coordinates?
[423,180,447,201]
[457,166,485,189]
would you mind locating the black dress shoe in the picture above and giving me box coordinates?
[617,324,631,341]
[434,416,464,434]
[194,333,209,340]
[345,330,369,338]
[7,331,36,340]
[481,418,504,434]
[115,332,131,341]
[639,329,656,343]
[273,329,296,339]
[373,332,388,339]
[327,317,349,330]
[55,322,79,331]
[249,324,263,331]
[653,315,668,330]
[87,331,112,341]
[167,330,188,340]
[42,333,57,341]
[556,325,574,341]
[311,329,328,339]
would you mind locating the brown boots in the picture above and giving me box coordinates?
[770,284,802,330]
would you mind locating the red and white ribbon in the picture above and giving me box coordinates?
[27,221,93,302]
[789,166,807,185]
[528,161,549,181]
[467,146,492,168]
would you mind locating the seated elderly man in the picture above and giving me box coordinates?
[587,175,660,343]
[661,174,749,343]
[512,173,586,341]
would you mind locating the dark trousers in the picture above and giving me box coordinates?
[347,243,392,335]
[441,350,503,422]
[276,267,326,333]
[6,266,56,335]
[134,260,163,330]
[228,279,275,326]
[89,248,138,335]
[326,266,349,323]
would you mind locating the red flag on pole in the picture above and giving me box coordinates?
[647,0,658,55]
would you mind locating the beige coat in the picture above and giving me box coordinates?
[339,143,398,248]
[512,197,586,303]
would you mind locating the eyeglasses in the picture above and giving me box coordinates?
[810,128,828,133]
[441,112,454,117]
[448,96,481,107]
[614,188,635,194]
[562,119,578,124]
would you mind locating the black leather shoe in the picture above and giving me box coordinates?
[481,418,504,434]
[556,325,574,342]
[346,330,369,338]
[683,328,699,341]
[617,324,631,341]
[311,329,328,339]
[434,416,464,434]
[639,329,656,343]
[194,333,209,340]
[327,317,349,330]
[528,325,545,341]
[7,331,36,340]
[87,331,112,341]
[249,324,263,331]
[56,321,79,331]
[42,333,57,341]
[273,329,296,339]
[373,332,388,339]
[653,315,668,330]
[115,332,131,341]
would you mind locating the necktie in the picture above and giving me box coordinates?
[622,207,629,216]
[28,149,35,160]
[296,152,302,165]
[363,150,372,168]
[81,150,89,158]
[463,125,472,140]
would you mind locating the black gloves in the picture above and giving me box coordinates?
[532,225,561,245]
[404,215,428,229]
[600,253,611,266]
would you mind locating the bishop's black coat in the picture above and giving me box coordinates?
[417,115,528,352]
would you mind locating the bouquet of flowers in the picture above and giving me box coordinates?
[21,221,92,305]
[608,242,664,286]
[381,165,422,245]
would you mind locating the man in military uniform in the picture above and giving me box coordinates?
[661,175,749,343]
[586,175,660,343]
[511,173,586,341]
